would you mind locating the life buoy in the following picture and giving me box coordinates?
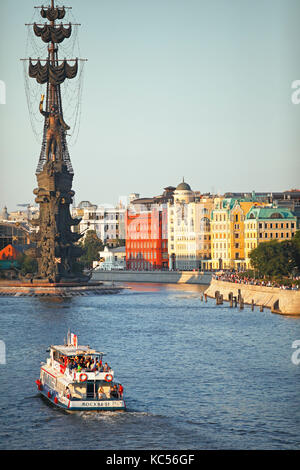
[79,373,88,382]
[104,373,113,382]
[35,379,43,391]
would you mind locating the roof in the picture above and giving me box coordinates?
[131,198,155,204]
[246,207,296,220]
[51,344,105,357]
[176,179,192,191]
[0,244,21,260]
[111,246,125,253]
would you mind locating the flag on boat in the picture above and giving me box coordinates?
[71,333,78,347]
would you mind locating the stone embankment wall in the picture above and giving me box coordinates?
[0,282,123,297]
[205,279,300,315]
[92,270,212,285]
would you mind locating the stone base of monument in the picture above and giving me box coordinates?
[0,280,124,297]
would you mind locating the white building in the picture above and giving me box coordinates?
[168,181,213,270]
[93,246,126,270]
[72,201,126,246]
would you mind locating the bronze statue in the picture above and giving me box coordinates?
[39,94,70,161]
[25,1,88,283]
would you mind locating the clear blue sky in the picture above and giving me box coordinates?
[1,0,300,211]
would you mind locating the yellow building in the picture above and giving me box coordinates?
[211,198,266,270]
[210,197,230,270]
[197,196,214,270]
[244,207,297,268]
[229,200,259,270]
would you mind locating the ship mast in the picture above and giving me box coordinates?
[24,1,86,173]
[49,0,56,112]
[23,1,88,283]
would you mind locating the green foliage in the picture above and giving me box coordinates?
[18,254,38,275]
[79,230,104,267]
[71,260,85,274]
[249,233,300,278]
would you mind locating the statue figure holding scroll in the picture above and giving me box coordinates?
[39,94,70,161]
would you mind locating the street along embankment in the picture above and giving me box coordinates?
[205,279,300,315]
[92,270,212,285]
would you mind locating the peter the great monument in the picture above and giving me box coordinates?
[0,1,120,297]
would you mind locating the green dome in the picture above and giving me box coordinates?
[176,180,191,191]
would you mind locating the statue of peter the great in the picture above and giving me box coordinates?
[39,94,70,161]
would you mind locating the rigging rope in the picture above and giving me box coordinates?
[23,5,85,147]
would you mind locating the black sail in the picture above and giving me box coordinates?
[33,23,72,43]
[29,58,78,85]
[40,6,66,21]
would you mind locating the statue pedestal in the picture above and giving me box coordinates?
[0,279,124,297]
[32,160,83,282]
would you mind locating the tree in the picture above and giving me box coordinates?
[249,236,299,278]
[18,254,38,275]
[79,230,103,268]
[291,230,300,271]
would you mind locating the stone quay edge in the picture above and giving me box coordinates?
[205,279,300,315]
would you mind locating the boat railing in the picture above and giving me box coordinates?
[64,368,115,382]
[50,359,115,382]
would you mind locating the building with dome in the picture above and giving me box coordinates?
[173,179,195,204]
[168,179,214,270]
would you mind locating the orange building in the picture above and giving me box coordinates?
[0,244,21,261]
[126,207,168,270]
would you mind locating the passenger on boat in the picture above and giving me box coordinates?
[68,359,75,370]
[98,387,106,400]
[85,356,92,369]
[110,384,119,399]
[103,362,110,372]
[118,384,124,398]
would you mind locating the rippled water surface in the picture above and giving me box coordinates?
[0,282,299,450]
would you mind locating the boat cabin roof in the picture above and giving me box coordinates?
[50,345,105,357]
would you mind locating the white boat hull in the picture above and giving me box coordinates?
[38,386,126,412]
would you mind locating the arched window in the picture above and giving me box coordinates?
[201,217,210,231]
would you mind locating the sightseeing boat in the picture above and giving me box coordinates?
[35,332,126,412]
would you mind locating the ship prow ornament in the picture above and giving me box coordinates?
[23,1,88,283]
